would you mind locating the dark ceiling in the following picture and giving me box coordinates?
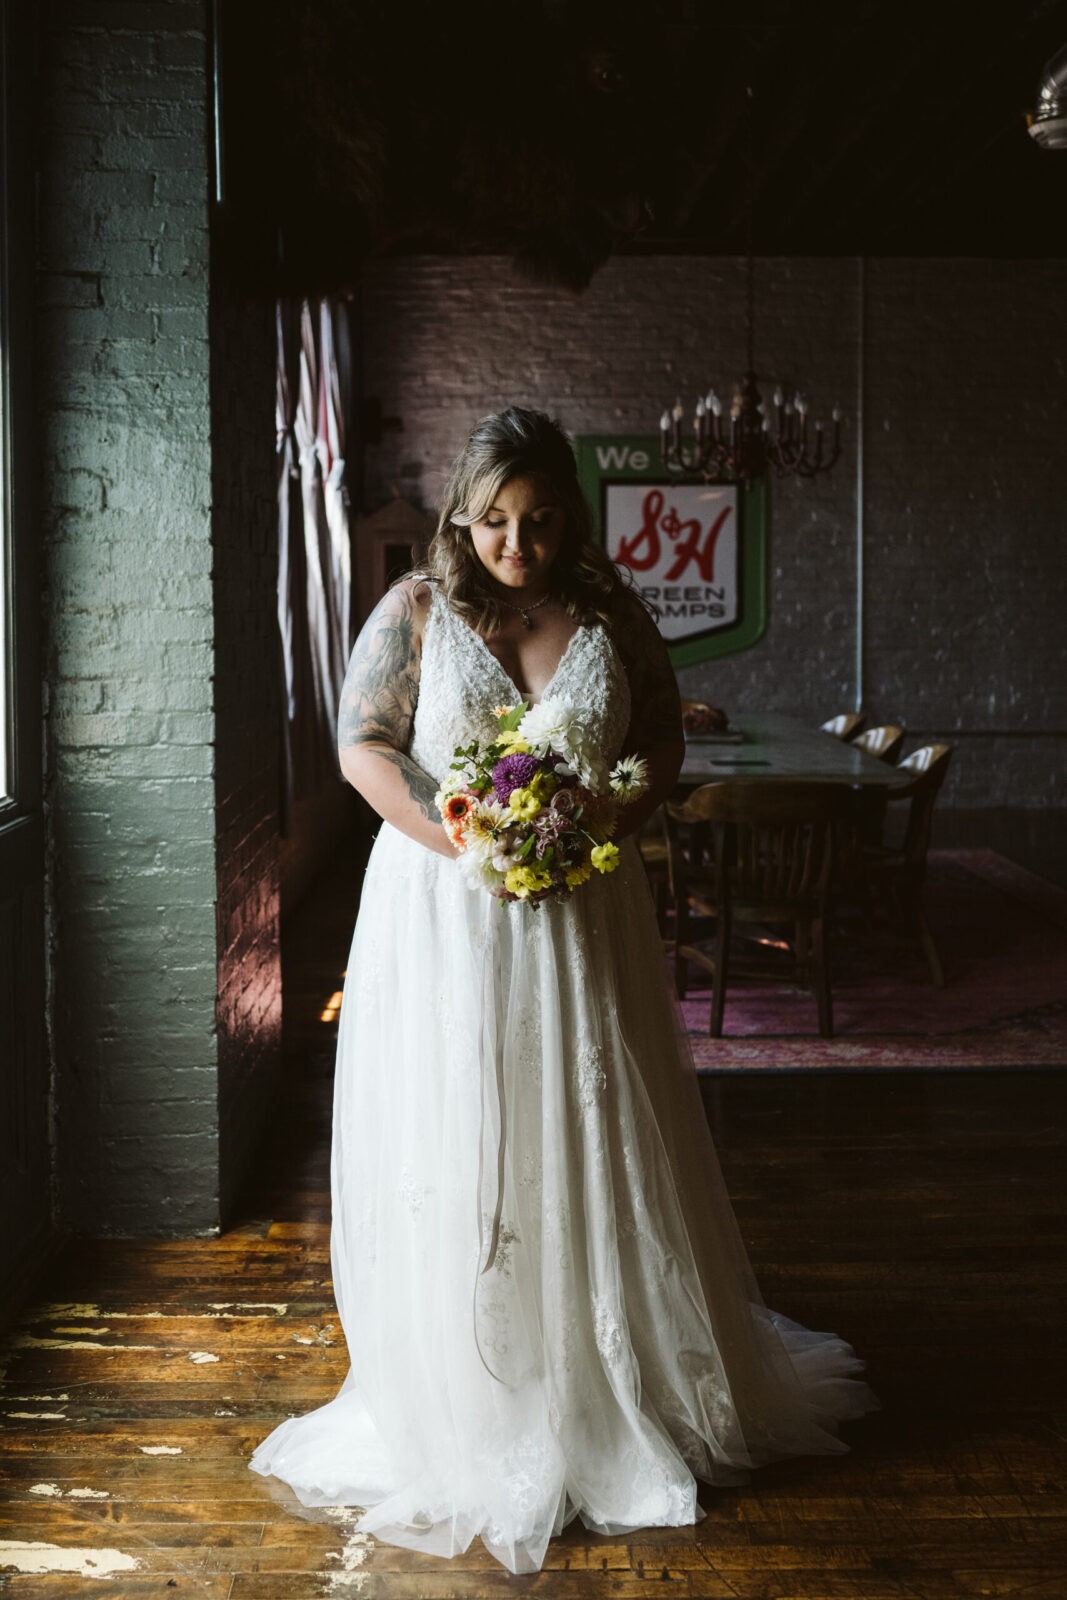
[664,1,1067,258]
[226,0,1067,294]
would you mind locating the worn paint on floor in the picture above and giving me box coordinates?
[0,1540,140,1578]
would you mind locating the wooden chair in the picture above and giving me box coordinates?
[848,723,906,852]
[820,712,866,742]
[859,743,953,986]
[636,805,674,936]
[667,780,855,1038]
[637,704,719,929]
[642,700,716,918]
[852,724,905,764]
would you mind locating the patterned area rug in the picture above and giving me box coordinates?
[681,849,1067,1071]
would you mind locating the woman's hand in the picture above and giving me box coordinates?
[611,590,686,827]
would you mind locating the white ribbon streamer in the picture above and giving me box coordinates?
[473,896,510,1385]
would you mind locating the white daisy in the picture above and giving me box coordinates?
[609,754,650,800]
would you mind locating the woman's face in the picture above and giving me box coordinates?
[468,473,566,596]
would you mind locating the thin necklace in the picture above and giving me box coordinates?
[497,591,553,629]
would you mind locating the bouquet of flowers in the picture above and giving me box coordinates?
[435,698,649,903]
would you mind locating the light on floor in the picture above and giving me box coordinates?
[320,990,344,1022]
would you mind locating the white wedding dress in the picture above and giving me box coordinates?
[250,588,878,1573]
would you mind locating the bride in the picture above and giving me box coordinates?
[250,406,878,1574]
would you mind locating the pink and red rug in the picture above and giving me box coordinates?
[681,849,1067,1071]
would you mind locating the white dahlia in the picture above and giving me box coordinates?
[517,698,604,790]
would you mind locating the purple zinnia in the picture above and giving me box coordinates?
[491,751,541,804]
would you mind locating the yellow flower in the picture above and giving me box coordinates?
[565,862,594,889]
[504,863,553,897]
[508,787,541,822]
[590,842,620,875]
[497,734,530,756]
[528,770,559,803]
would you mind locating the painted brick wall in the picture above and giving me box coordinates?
[361,255,1067,808]
[864,259,1067,808]
[38,1,281,1234]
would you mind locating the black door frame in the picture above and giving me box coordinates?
[0,0,50,1316]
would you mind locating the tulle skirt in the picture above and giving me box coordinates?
[250,826,878,1574]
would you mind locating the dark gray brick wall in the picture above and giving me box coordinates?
[40,0,217,1235]
[863,259,1067,807]
[39,0,280,1235]
[361,255,1067,808]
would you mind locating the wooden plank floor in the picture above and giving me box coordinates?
[2,850,1066,1598]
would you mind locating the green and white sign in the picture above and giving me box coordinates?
[576,436,769,668]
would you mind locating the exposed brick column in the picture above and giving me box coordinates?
[38,1,281,1233]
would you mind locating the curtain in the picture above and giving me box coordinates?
[319,298,353,675]
[277,297,355,823]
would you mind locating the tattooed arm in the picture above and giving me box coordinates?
[610,590,685,841]
[337,579,457,858]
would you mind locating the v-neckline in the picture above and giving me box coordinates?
[451,608,586,708]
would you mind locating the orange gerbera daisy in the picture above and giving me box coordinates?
[443,793,474,824]
[442,791,474,851]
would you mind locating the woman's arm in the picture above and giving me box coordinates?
[336,580,457,858]
[611,592,686,841]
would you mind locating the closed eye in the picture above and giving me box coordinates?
[481,514,554,530]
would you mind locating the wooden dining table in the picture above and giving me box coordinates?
[676,712,913,792]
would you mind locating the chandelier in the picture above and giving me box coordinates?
[659,92,842,485]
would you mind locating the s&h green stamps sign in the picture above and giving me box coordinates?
[576,436,769,668]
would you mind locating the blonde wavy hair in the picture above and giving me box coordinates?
[411,407,640,635]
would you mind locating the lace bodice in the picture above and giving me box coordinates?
[409,585,631,783]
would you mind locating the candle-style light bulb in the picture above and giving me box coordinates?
[695,398,706,418]
[672,398,685,422]
[660,410,671,433]
[773,387,784,408]
[708,392,722,417]
[831,405,842,422]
